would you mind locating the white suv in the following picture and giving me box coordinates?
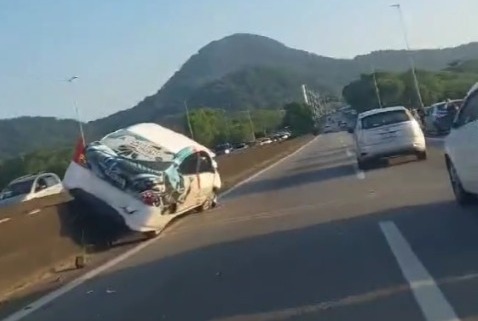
[445,83,478,205]
[353,106,426,169]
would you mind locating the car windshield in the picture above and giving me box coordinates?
[2,179,34,198]
[361,110,410,129]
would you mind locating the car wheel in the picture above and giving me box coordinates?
[198,192,217,212]
[357,158,368,170]
[447,159,475,206]
[416,151,427,161]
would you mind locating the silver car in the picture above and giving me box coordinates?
[353,106,427,169]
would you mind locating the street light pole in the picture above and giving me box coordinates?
[245,110,256,142]
[371,65,383,108]
[184,100,195,140]
[67,76,85,143]
[391,3,424,108]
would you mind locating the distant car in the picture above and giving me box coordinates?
[0,173,64,208]
[425,100,463,135]
[233,143,248,150]
[63,123,222,237]
[214,143,233,155]
[445,83,478,205]
[257,137,273,145]
[353,106,426,169]
[323,125,333,133]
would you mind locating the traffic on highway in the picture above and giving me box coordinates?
[1,82,478,321]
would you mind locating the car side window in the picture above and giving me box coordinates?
[178,153,198,175]
[198,152,214,173]
[456,93,478,127]
[43,175,60,187]
[35,178,47,192]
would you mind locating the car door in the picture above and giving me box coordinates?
[448,92,478,193]
[177,153,201,212]
[30,176,49,200]
[41,174,64,196]
[197,151,217,203]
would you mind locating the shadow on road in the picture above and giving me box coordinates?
[226,163,356,199]
[4,200,478,320]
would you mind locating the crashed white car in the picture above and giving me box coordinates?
[0,173,64,208]
[63,123,222,237]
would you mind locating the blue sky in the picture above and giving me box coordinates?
[1,0,477,121]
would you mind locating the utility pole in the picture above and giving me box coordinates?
[221,108,230,142]
[391,3,424,108]
[67,76,85,143]
[371,65,383,108]
[184,100,195,140]
[246,110,256,142]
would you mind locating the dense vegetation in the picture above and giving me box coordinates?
[0,105,314,189]
[343,61,478,112]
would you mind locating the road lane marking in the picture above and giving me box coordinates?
[379,221,460,321]
[1,135,321,321]
[0,218,11,225]
[346,149,353,157]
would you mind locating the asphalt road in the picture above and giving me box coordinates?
[6,131,478,321]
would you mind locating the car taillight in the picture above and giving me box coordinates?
[72,137,87,167]
[140,190,160,207]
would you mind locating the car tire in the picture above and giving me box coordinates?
[357,158,368,170]
[198,191,217,213]
[416,151,427,161]
[447,159,476,206]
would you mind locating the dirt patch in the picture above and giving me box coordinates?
[0,135,312,315]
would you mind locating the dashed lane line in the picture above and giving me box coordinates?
[380,221,460,321]
[0,218,11,225]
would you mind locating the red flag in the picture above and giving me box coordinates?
[72,136,86,167]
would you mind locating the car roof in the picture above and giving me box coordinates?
[358,106,407,119]
[114,123,216,157]
[8,172,55,185]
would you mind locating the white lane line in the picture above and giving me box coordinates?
[219,136,319,200]
[0,218,11,225]
[1,135,320,321]
[379,221,460,321]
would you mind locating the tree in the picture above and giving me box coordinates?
[282,102,314,135]
[343,67,478,112]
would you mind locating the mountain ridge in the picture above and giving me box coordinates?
[2,33,478,159]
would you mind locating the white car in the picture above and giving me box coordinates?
[63,123,222,237]
[0,173,64,208]
[444,83,478,205]
[353,106,427,169]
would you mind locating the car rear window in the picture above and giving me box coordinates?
[361,110,410,129]
[100,129,175,163]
